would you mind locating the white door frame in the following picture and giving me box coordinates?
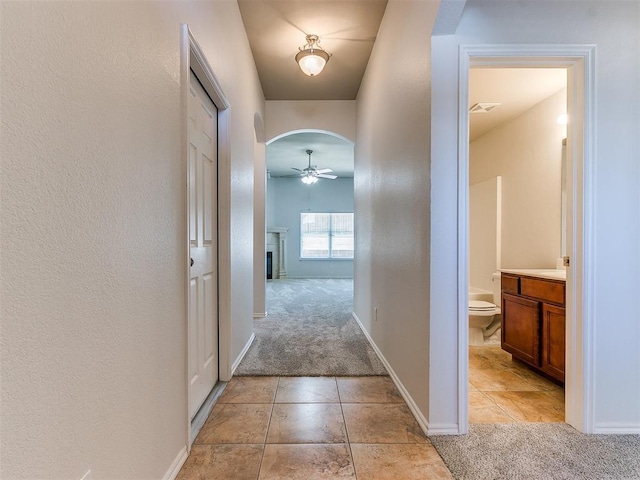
[181,25,232,448]
[457,45,597,433]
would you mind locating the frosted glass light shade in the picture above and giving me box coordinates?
[301,175,318,184]
[295,34,331,77]
[296,51,328,76]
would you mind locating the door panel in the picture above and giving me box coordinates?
[188,71,218,419]
[541,304,566,382]
[501,293,540,367]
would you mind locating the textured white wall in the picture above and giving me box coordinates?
[470,89,566,270]
[267,178,354,279]
[432,0,640,431]
[254,138,267,316]
[354,0,439,425]
[0,2,263,479]
[265,100,356,143]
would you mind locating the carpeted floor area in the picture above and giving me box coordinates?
[430,423,640,480]
[235,279,387,376]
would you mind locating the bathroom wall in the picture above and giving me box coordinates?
[470,88,567,269]
[267,177,354,278]
[469,176,501,293]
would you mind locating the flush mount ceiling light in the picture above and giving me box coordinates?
[295,34,331,77]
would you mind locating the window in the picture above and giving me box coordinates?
[301,212,354,259]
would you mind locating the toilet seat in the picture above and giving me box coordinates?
[469,300,496,311]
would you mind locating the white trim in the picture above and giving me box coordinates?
[162,447,188,480]
[594,423,640,435]
[458,44,597,433]
[427,424,461,435]
[253,312,268,318]
[182,25,233,452]
[231,332,256,375]
[351,312,431,435]
[286,275,354,279]
[190,381,227,444]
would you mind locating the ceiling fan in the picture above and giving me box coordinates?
[290,149,337,184]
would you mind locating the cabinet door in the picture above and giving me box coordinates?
[541,304,566,382]
[501,293,540,367]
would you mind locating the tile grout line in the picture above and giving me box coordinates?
[254,376,280,480]
[335,377,360,480]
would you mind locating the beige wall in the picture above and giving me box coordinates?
[265,100,356,143]
[470,88,567,271]
[0,2,263,478]
[354,0,439,429]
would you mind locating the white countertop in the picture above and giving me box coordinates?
[499,268,566,281]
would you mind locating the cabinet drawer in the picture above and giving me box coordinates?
[520,277,565,306]
[501,274,519,294]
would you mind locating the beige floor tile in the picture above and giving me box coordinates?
[258,444,356,479]
[195,403,272,444]
[342,403,428,444]
[350,443,453,480]
[336,377,403,403]
[468,392,515,424]
[469,367,543,392]
[486,391,565,422]
[266,403,347,444]
[218,376,278,403]
[176,444,263,480]
[543,387,566,403]
[275,377,340,403]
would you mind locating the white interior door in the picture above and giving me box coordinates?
[188,70,218,419]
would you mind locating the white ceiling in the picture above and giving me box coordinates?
[240,5,568,178]
[267,132,354,179]
[469,68,567,141]
[237,0,388,101]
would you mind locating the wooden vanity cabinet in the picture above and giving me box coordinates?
[501,273,566,384]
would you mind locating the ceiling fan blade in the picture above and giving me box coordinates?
[317,174,338,179]
[291,167,303,172]
[315,168,333,174]
[281,174,304,178]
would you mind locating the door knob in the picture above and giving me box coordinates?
[190,257,194,267]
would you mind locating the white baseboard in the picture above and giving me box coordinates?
[286,276,354,279]
[253,312,267,318]
[427,424,461,435]
[163,446,188,480]
[351,312,430,436]
[231,333,255,375]
[594,422,640,434]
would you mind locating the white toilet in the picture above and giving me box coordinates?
[468,274,502,346]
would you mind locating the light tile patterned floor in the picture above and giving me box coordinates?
[177,376,453,480]
[469,346,565,423]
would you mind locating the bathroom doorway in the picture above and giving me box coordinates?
[457,45,597,434]
[467,67,568,423]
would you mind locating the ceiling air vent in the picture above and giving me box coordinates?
[469,102,501,114]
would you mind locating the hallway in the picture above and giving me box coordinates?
[177,376,452,479]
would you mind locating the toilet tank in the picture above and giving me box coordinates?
[491,272,501,305]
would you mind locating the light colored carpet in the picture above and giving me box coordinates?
[235,279,387,376]
[430,423,640,480]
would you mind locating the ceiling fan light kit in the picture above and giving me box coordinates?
[301,174,318,184]
[292,149,338,185]
[295,34,331,76]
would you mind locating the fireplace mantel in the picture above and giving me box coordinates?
[266,227,288,279]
